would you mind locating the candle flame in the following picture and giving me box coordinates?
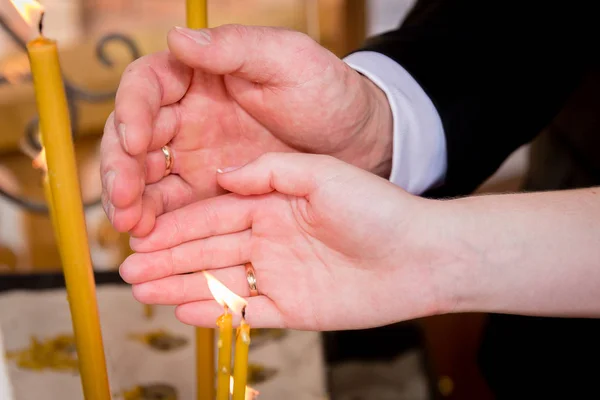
[9,0,43,25]
[32,148,47,172]
[3,0,44,44]
[229,376,259,399]
[203,271,248,315]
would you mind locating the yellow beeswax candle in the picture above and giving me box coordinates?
[186,0,207,29]
[216,311,233,400]
[196,327,215,400]
[27,22,110,400]
[42,172,59,239]
[186,2,215,399]
[232,319,251,400]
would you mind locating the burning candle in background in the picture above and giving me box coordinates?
[1,0,80,48]
[204,272,234,400]
[203,272,254,400]
[0,0,42,57]
[230,377,259,400]
[232,316,250,400]
[215,310,233,400]
[25,6,110,399]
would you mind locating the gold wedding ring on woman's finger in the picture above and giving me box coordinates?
[245,263,259,297]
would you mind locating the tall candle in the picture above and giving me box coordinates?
[41,168,58,239]
[232,317,251,400]
[216,310,233,400]
[186,0,207,29]
[186,2,215,399]
[27,15,111,400]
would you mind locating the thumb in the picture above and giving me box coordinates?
[167,24,325,85]
[216,153,345,197]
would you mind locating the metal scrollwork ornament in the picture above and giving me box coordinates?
[0,15,140,214]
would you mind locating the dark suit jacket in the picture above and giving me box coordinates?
[358,0,598,197]
[356,1,600,397]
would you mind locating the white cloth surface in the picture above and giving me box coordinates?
[343,51,447,194]
[0,328,14,400]
[0,285,326,399]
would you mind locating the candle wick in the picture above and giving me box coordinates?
[241,306,246,320]
[38,12,45,36]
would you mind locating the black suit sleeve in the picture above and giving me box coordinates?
[357,0,595,197]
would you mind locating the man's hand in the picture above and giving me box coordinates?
[100,24,393,236]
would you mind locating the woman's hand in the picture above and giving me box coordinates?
[119,153,444,330]
[100,24,392,237]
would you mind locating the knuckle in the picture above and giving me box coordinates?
[227,23,249,38]
[288,29,314,46]
[217,23,247,45]
[123,53,150,74]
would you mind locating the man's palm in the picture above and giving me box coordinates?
[101,24,385,236]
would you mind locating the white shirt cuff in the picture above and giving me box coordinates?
[343,51,447,195]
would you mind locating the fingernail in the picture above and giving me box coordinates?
[217,166,241,173]
[105,170,116,198]
[174,26,211,45]
[118,123,129,153]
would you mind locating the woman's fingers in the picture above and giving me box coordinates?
[120,230,251,283]
[174,297,285,329]
[216,152,345,197]
[130,193,256,251]
[131,265,250,305]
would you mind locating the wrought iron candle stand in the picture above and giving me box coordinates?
[0,15,140,214]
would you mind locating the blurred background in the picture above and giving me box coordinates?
[0,0,532,399]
